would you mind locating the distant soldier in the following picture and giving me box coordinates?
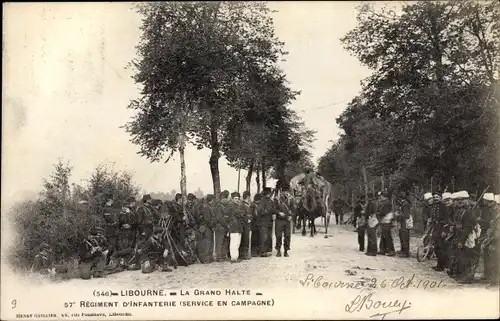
[136,194,155,244]
[365,195,379,256]
[395,192,412,258]
[196,194,215,263]
[239,191,253,260]
[376,191,396,256]
[31,243,54,275]
[78,227,108,279]
[333,197,347,225]
[274,187,293,257]
[353,197,366,251]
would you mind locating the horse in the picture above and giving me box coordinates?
[296,187,326,237]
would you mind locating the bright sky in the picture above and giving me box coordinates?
[2,2,376,206]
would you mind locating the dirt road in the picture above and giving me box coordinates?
[2,217,498,320]
[71,218,490,290]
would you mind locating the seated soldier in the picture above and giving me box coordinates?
[134,227,172,273]
[31,242,54,275]
[78,227,109,279]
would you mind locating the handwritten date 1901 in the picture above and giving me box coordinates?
[369,274,445,290]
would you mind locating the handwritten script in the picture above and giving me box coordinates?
[345,290,412,320]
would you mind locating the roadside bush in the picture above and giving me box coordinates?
[7,161,140,272]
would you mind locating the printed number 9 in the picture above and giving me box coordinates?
[12,299,17,309]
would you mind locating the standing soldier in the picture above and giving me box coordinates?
[353,197,366,251]
[432,192,453,270]
[477,193,497,282]
[262,187,275,254]
[250,194,261,258]
[228,192,243,263]
[423,192,433,232]
[196,194,215,263]
[453,191,481,283]
[377,191,396,256]
[213,191,231,262]
[257,188,277,257]
[481,202,499,287]
[395,191,412,258]
[136,194,155,245]
[239,191,253,260]
[78,227,108,279]
[274,187,293,257]
[365,195,379,256]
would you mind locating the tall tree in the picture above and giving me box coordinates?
[125,2,288,199]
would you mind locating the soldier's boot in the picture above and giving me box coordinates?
[276,250,281,257]
[284,251,289,257]
[161,265,173,272]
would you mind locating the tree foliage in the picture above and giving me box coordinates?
[319,0,500,197]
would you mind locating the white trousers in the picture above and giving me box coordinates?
[229,233,242,261]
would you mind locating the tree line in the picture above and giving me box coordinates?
[124,2,315,205]
[318,0,500,201]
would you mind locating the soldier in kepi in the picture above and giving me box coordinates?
[239,191,253,260]
[256,188,277,257]
[196,194,215,263]
[228,192,243,263]
[478,193,498,284]
[395,191,412,258]
[376,190,396,256]
[31,242,54,275]
[274,186,293,257]
[134,226,172,273]
[213,190,231,262]
[481,196,499,287]
[78,227,109,279]
[136,194,155,245]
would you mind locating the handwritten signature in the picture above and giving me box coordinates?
[345,290,412,320]
[299,273,364,290]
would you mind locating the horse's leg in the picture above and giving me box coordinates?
[310,218,314,237]
[302,215,306,236]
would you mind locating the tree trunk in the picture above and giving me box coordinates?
[209,118,221,200]
[237,166,241,194]
[256,167,261,194]
[179,133,188,215]
[261,158,267,189]
[245,158,255,193]
[276,159,286,189]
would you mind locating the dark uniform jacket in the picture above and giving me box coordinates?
[103,206,120,237]
[213,199,232,232]
[137,235,165,264]
[397,199,411,229]
[197,202,214,232]
[79,236,107,263]
[228,200,244,233]
[136,204,154,228]
[376,197,392,220]
[255,196,277,227]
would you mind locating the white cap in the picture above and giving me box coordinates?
[483,193,495,202]
[495,194,500,204]
[455,190,469,199]
[442,192,452,200]
[424,192,433,200]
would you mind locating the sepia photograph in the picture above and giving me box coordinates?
[2,1,499,320]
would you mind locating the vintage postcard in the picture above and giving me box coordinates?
[2,1,499,320]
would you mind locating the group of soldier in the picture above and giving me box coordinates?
[32,186,296,279]
[352,189,499,286]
